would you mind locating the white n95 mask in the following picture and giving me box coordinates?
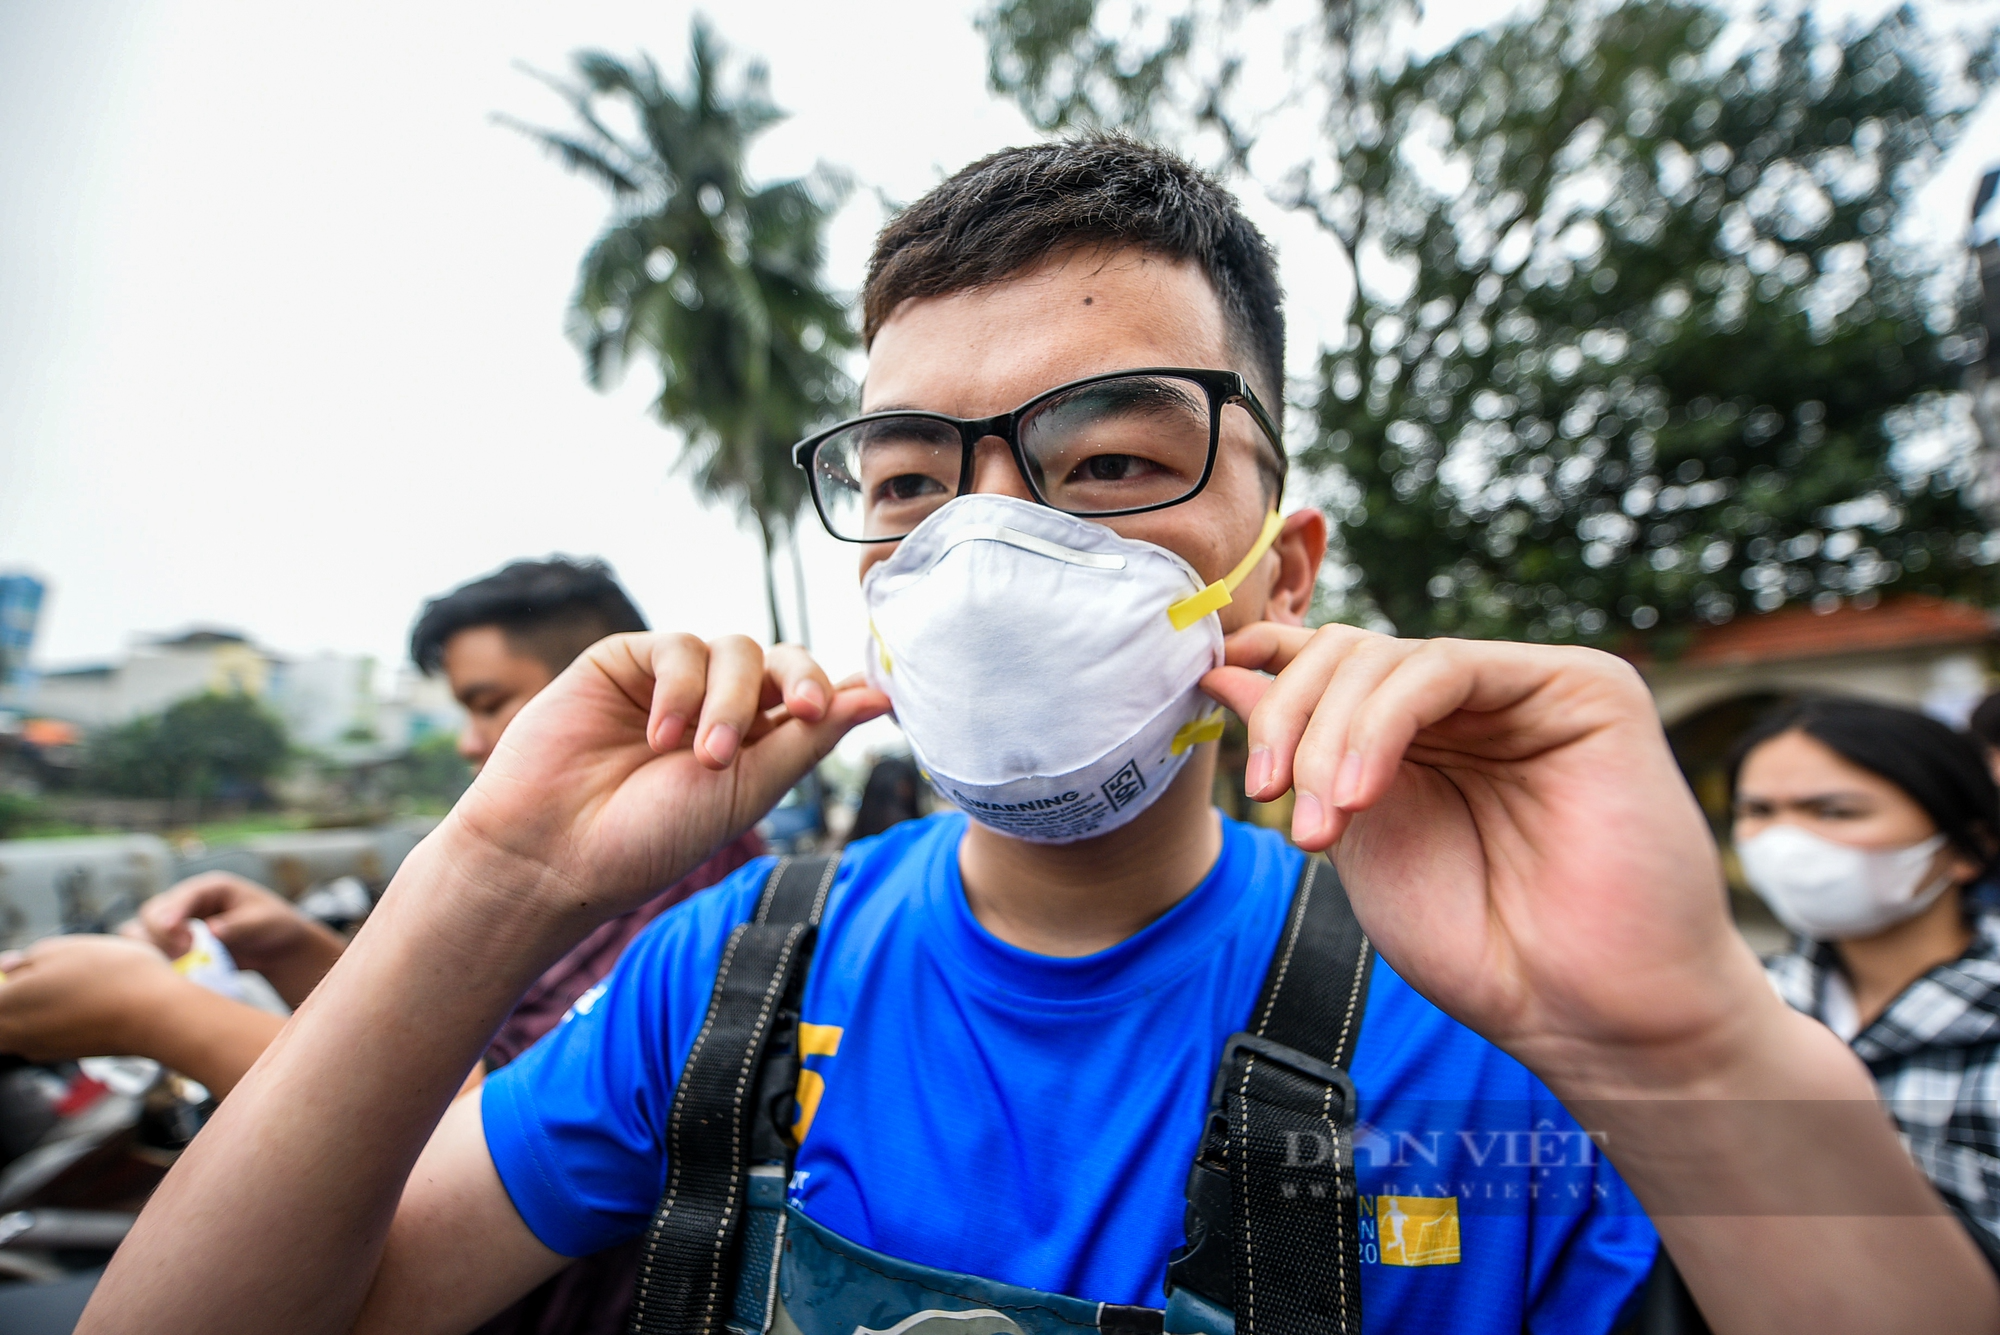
[862,493,1282,843]
[1738,825,1953,940]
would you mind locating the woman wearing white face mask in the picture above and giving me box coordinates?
[1732,695,2000,1269]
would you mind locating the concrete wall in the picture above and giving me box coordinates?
[0,821,437,952]
[0,834,174,948]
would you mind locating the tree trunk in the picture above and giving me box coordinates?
[756,515,786,645]
[788,521,812,650]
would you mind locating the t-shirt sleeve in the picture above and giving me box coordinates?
[481,857,775,1258]
[1525,1090,1660,1335]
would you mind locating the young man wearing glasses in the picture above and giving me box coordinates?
[82,139,2000,1334]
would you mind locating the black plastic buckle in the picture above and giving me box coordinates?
[1207,1031,1357,1124]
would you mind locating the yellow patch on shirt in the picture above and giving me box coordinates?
[1374,1195,1461,1267]
[791,1024,844,1142]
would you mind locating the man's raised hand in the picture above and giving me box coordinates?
[0,936,181,1063]
[444,632,889,933]
[1201,623,1764,1090]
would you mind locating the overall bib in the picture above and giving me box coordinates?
[623,854,1372,1335]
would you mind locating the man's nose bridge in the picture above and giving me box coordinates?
[966,434,1035,500]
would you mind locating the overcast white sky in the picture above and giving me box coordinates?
[2,0,1994,696]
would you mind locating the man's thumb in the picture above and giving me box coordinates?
[738,685,891,800]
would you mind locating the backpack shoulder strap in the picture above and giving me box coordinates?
[753,849,841,928]
[1247,854,1372,1063]
[1167,855,1374,1335]
[629,852,839,1335]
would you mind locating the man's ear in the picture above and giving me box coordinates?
[1263,508,1327,627]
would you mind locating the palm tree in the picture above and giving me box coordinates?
[502,23,856,644]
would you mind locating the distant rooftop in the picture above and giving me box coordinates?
[146,628,250,649]
[42,663,115,680]
[1638,594,1997,669]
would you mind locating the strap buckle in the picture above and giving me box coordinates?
[1208,1031,1358,1125]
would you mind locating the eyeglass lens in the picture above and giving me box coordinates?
[810,374,1216,541]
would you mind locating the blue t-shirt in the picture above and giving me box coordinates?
[484,813,1657,1333]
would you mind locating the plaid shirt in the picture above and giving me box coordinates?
[1766,912,2000,1260]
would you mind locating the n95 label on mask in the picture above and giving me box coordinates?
[928,740,1178,842]
[1101,761,1146,811]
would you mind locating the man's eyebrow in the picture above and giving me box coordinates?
[454,681,504,705]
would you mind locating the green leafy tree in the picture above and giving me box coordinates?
[85,693,289,804]
[391,731,473,808]
[504,22,857,644]
[984,0,1999,643]
[0,791,48,839]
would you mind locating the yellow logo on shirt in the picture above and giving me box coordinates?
[1371,1194,1461,1267]
[792,1023,843,1142]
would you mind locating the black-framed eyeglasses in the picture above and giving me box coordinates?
[790,367,1283,543]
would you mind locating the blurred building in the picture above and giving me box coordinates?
[273,660,463,763]
[29,628,461,756]
[1641,595,1996,741]
[33,629,278,729]
[1636,593,1996,837]
[273,651,379,750]
[375,667,465,746]
[0,572,46,711]
[1972,163,1998,340]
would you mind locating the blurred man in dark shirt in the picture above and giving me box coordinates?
[403,559,765,1079]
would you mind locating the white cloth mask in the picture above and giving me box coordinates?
[1738,825,1953,940]
[862,493,1282,843]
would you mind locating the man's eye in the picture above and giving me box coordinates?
[879,473,945,500]
[1077,454,1152,482]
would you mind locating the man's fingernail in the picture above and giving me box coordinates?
[1332,752,1364,808]
[654,713,686,749]
[705,723,740,765]
[797,682,827,715]
[1293,791,1325,843]
[1245,747,1272,798]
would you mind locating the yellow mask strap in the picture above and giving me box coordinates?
[1171,710,1228,755]
[869,616,893,674]
[1167,510,1285,632]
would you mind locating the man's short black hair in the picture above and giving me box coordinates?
[863,136,1287,445]
[410,557,647,677]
